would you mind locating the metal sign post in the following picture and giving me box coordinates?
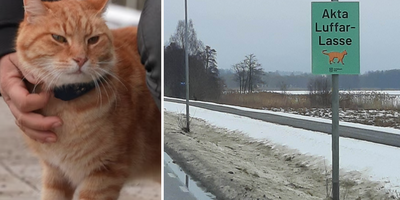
[332,1,339,199]
[184,0,190,132]
[311,1,359,199]
[331,73,339,200]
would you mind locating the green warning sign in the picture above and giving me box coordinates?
[312,2,360,74]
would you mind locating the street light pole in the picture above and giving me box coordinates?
[184,0,190,132]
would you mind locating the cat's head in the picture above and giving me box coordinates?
[16,0,115,90]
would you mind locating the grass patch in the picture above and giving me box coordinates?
[213,91,400,128]
[218,91,400,111]
[219,92,310,110]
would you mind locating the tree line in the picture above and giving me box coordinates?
[164,20,223,101]
[164,20,268,100]
[165,20,400,100]
[221,69,400,91]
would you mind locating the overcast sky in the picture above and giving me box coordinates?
[164,0,400,74]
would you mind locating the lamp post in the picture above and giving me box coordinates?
[184,0,190,132]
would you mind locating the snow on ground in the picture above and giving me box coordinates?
[164,101,400,193]
[165,97,400,135]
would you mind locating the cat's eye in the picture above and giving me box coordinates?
[88,36,99,45]
[51,34,67,43]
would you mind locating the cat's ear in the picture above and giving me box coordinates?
[87,0,109,14]
[23,0,46,24]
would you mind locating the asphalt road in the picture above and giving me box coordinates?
[165,98,400,148]
[164,163,197,200]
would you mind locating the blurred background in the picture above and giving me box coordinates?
[111,0,146,10]
[106,0,144,28]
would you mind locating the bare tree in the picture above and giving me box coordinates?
[204,45,218,75]
[279,81,288,94]
[232,54,264,93]
[168,19,204,55]
[242,54,264,93]
[308,76,331,106]
[232,63,246,93]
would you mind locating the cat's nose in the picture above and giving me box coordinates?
[73,57,88,68]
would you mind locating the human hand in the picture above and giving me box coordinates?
[0,53,61,143]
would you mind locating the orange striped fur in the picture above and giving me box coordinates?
[16,0,161,199]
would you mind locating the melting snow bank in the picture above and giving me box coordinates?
[165,101,400,199]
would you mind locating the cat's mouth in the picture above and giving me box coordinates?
[69,69,83,75]
[65,70,89,81]
[67,60,91,75]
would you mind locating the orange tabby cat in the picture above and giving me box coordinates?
[16,0,161,199]
[322,50,347,65]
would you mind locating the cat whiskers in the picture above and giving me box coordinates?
[21,61,65,92]
[90,73,103,107]
[20,68,40,92]
[32,71,54,92]
[20,68,36,82]
[92,70,118,107]
[96,67,127,91]
[18,67,51,93]
[95,66,123,109]
[97,77,110,107]
[95,71,118,108]
[45,70,63,91]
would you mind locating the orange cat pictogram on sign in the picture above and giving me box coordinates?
[322,50,347,65]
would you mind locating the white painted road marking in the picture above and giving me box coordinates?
[167,173,177,178]
[179,186,189,192]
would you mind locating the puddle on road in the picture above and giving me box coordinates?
[164,152,216,200]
